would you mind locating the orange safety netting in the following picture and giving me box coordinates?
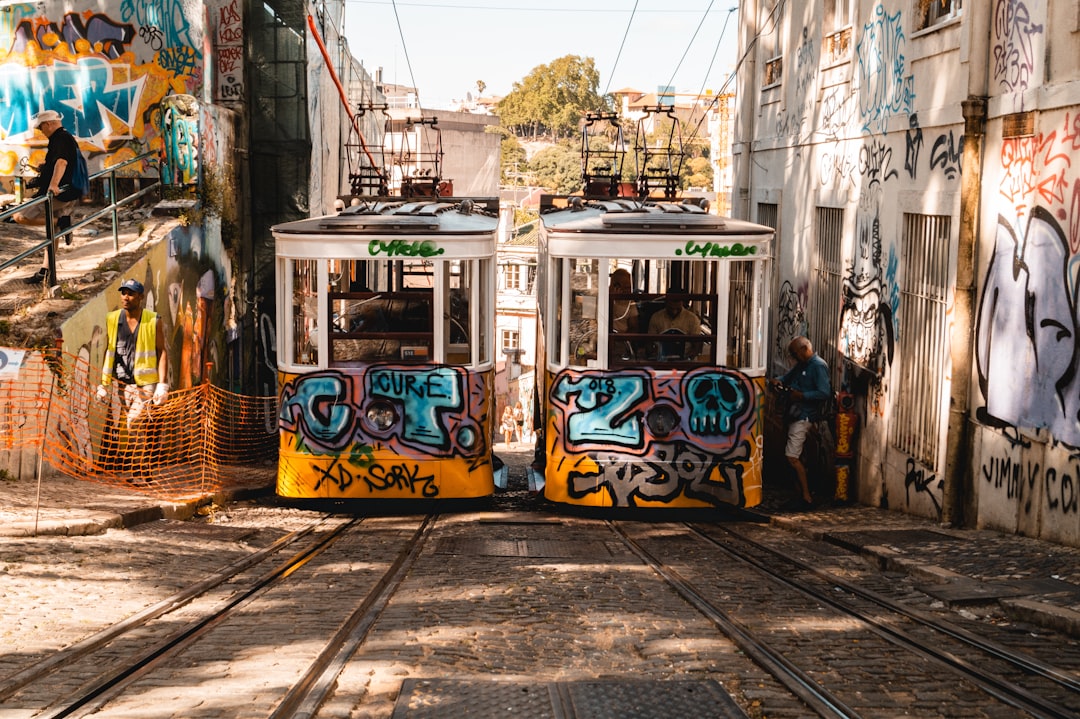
[0,347,278,499]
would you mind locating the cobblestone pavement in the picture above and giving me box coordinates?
[2,443,1080,716]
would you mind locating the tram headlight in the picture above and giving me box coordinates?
[645,404,680,437]
[364,401,398,432]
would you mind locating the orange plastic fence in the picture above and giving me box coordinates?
[0,347,278,499]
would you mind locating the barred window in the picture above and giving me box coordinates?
[810,207,844,388]
[891,214,951,469]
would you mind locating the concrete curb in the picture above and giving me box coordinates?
[0,485,273,538]
[768,514,1080,639]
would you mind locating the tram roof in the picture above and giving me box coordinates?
[272,197,499,236]
[539,197,774,258]
[272,197,499,259]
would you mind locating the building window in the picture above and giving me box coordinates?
[505,264,522,291]
[826,0,852,29]
[915,0,962,31]
[501,329,519,352]
[761,1,784,88]
[823,0,852,64]
[810,207,844,386]
[891,214,951,470]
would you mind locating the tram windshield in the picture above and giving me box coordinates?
[282,255,492,368]
[549,256,766,372]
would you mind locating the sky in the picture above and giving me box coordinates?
[340,1,742,109]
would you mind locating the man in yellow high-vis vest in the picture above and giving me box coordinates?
[96,278,168,480]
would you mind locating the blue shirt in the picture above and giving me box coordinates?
[779,354,832,421]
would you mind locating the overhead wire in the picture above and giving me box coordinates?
[602,0,640,98]
[661,0,716,95]
[389,0,422,105]
[683,0,788,147]
[679,6,738,149]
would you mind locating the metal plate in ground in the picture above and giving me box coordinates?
[393,679,556,718]
[827,529,963,549]
[790,538,851,556]
[562,679,747,718]
[436,538,612,559]
[392,679,747,718]
[918,576,1080,605]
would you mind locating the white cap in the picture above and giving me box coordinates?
[32,110,61,128]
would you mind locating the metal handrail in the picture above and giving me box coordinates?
[1,151,162,285]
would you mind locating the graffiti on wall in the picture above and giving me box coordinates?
[999,112,1080,242]
[980,443,1079,516]
[215,0,243,102]
[992,0,1044,103]
[546,367,760,507]
[774,280,807,364]
[856,4,914,136]
[160,94,198,184]
[839,193,896,386]
[979,112,1080,445]
[976,209,1080,444]
[775,28,818,139]
[1,3,203,172]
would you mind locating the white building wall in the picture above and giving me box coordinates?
[734,1,1080,545]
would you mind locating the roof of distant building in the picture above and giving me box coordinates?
[504,222,539,247]
[499,186,544,209]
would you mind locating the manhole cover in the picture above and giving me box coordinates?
[563,679,747,718]
[392,679,747,718]
[436,538,611,559]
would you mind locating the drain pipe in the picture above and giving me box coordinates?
[942,4,992,528]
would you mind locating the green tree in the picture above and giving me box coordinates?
[529,142,582,194]
[683,156,713,190]
[497,55,609,141]
[500,134,528,185]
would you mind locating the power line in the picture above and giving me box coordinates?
[661,0,716,95]
[389,0,421,104]
[346,0,727,13]
[603,0,640,97]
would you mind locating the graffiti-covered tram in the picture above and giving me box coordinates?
[271,197,498,502]
[535,196,775,509]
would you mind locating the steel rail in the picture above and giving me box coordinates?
[607,520,862,719]
[0,514,339,702]
[36,517,361,718]
[690,523,1077,719]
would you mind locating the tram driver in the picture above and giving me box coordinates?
[648,281,703,360]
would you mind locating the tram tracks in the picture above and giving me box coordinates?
[1,513,436,719]
[609,520,1080,719]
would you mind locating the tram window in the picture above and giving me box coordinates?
[447,259,472,364]
[549,258,565,365]
[608,261,640,363]
[615,260,719,367]
[727,261,757,367]
[327,257,434,365]
[477,258,491,364]
[569,260,599,367]
[291,259,319,366]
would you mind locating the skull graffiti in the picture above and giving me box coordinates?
[686,372,748,435]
